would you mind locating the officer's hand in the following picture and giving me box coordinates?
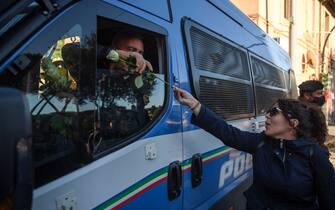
[118,50,153,73]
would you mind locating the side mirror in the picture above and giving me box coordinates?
[0,88,32,210]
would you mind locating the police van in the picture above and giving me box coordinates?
[0,0,297,209]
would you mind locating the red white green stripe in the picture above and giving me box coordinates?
[93,146,232,210]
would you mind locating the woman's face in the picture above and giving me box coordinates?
[264,104,292,138]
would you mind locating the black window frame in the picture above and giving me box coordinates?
[95,0,171,158]
[182,17,255,120]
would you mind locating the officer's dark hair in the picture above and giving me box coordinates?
[111,30,144,49]
[298,80,324,97]
[277,99,327,146]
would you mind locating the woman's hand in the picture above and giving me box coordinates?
[173,86,201,115]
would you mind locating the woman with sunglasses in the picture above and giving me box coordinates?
[173,87,335,210]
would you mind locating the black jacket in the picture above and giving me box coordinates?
[191,105,335,210]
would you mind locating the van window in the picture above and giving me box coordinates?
[95,17,167,155]
[0,17,96,187]
[199,76,254,118]
[250,56,287,115]
[254,86,287,115]
[183,20,254,120]
[0,3,167,187]
[190,27,250,81]
[251,57,285,88]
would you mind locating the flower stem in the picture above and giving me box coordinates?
[118,57,171,87]
[119,58,137,68]
[148,73,172,87]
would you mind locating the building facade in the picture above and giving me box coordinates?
[231,0,335,122]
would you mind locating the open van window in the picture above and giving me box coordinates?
[95,17,166,155]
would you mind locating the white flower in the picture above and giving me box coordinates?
[106,49,120,62]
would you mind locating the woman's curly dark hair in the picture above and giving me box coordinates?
[276,99,327,146]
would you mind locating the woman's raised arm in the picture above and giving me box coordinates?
[174,86,263,153]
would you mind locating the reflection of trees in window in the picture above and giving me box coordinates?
[94,18,167,154]
[94,68,159,152]
[21,33,96,186]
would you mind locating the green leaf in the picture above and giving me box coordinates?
[134,75,144,89]
[146,73,156,80]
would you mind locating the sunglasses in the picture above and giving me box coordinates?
[266,107,293,118]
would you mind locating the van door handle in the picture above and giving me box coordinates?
[252,122,259,130]
[167,161,182,201]
[173,73,179,85]
[252,121,265,131]
[191,154,203,188]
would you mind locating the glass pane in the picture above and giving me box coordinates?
[251,57,285,89]
[0,24,97,186]
[93,70,165,153]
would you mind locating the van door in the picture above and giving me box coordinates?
[0,1,182,209]
[180,19,254,209]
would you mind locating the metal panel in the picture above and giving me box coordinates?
[118,0,172,22]
[190,26,250,81]
[182,19,255,120]
[251,56,286,89]
[255,86,287,115]
[199,76,254,120]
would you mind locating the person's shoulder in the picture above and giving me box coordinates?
[312,143,330,160]
[251,131,269,150]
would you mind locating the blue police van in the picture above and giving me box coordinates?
[0,0,297,209]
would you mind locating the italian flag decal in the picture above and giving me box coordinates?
[93,146,232,210]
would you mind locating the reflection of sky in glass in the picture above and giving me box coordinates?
[146,74,165,108]
[114,74,166,109]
